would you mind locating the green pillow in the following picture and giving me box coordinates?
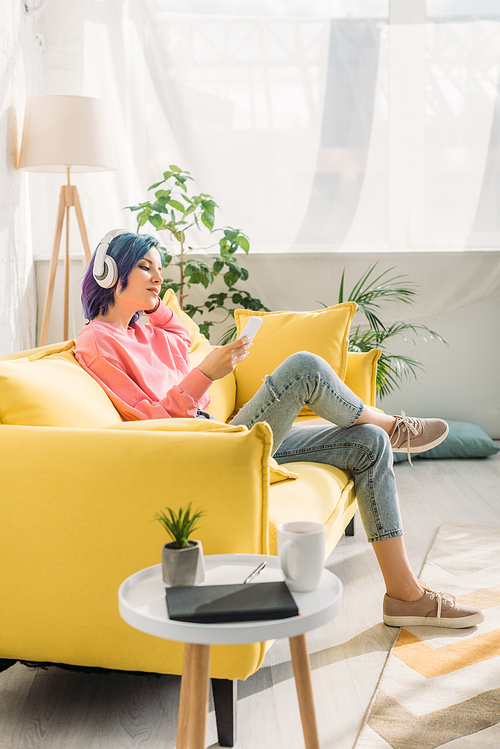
[393,420,500,462]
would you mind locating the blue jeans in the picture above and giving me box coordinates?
[230,352,403,543]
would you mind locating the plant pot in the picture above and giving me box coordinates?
[161,540,205,587]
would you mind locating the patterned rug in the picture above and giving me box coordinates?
[354,523,500,749]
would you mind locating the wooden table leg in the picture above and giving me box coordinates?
[189,643,211,748]
[289,634,320,749]
[177,643,195,749]
[176,643,211,749]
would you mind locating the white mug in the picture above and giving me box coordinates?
[277,521,326,592]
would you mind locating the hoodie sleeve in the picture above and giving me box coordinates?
[145,301,192,345]
[76,352,212,421]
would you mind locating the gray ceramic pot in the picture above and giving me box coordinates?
[161,540,205,587]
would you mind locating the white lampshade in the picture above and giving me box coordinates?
[18,95,115,173]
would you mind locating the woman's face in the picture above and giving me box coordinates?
[115,247,163,312]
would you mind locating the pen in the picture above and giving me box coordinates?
[243,561,267,583]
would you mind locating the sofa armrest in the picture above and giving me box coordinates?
[103,417,244,434]
[1,421,272,560]
[103,419,299,484]
[0,422,272,667]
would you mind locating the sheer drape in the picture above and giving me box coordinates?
[28,0,500,344]
[0,0,39,354]
[145,10,331,251]
[145,3,500,256]
[58,1,500,258]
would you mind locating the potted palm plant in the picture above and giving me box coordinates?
[155,504,205,587]
[333,262,447,398]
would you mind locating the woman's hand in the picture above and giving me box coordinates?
[197,337,252,381]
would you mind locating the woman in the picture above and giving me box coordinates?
[76,230,483,629]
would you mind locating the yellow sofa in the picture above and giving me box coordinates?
[0,293,379,744]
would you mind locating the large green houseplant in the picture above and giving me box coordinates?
[333,263,447,398]
[127,166,269,340]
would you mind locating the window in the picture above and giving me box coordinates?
[146,1,500,252]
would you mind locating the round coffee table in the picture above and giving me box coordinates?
[119,553,342,749]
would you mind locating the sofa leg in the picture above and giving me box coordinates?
[212,678,237,747]
[0,659,17,673]
[345,516,355,536]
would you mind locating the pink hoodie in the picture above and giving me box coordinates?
[75,303,212,421]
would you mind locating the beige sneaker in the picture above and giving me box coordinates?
[389,411,449,463]
[383,582,484,628]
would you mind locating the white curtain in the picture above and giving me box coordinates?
[144,2,500,256]
[27,0,500,343]
[344,17,500,252]
[0,0,39,354]
[145,8,331,251]
[38,0,500,258]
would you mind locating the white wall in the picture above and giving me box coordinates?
[254,254,500,439]
[240,251,500,438]
[379,296,500,437]
[35,250,500,438]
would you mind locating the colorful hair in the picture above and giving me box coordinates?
[81,232,160,325]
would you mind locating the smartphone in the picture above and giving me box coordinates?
[239,316,263,342]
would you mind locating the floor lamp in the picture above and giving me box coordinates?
[18,95,115,345]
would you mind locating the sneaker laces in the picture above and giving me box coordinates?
[391,411,421,465]
[421,583,456,620]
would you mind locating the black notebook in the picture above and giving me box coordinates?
[165,581,299,623]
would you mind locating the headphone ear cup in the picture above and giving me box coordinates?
[94,255,118,289]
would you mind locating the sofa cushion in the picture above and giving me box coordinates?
[233,304,357,411]
[0,339,75,362]
[0,341,122,427]
[162,289,237,423]
[268,461,356,556]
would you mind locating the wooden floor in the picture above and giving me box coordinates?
[1,449,499,749]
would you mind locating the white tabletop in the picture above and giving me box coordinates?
[118,554,343,645]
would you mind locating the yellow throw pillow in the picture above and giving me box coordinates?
[162,289,237,423]
[104,419,299,484]
[0,347,122,427]
[344,349,381,407]
[299,348,382,418]
[161,289,210,356]
[233,304,357,411]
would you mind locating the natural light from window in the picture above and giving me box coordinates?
[145,1,500,253]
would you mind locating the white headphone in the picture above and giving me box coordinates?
[93,229,129,288]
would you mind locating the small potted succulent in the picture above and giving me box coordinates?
[155,503,205,587]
